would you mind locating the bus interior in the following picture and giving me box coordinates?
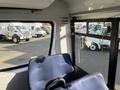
[0,0,120,90]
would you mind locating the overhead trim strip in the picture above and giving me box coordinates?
[70,6,120,16]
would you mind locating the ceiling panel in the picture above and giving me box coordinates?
[76,12,120,19]
[0,0,55,9]
[64,0,120,13]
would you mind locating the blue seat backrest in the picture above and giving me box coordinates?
[68,73,108,90]
[29,53,74,90]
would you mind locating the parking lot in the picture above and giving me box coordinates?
[0,34,120,88]
[76,48,120,87]
[0,35,50,69]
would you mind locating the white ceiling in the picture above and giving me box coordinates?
[64,0,120,13]
[0,0,55,9]
[0,0,119,18]
[76,11,120,19]
[64,0,120,18]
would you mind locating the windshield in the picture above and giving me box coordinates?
[41,27,47,30]
[36,28,42,31]
[16,26,26,30]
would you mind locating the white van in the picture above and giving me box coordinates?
[85,36,120,51]
[85,37,110,50]
[0,25,32,43]
[84,25,120,51]
[31,27,47,37]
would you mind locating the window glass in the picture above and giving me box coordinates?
[74,21,112,82]
[88,22,111,36]
[0,22,52,69]
[75,35,109,82]
[75,22,87,34]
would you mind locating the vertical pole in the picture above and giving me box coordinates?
[86,22,89,35]
[49,22,54,55]
[71,17,76,66]
[107,18,119,90]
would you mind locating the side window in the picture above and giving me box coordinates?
[0,22,53,69]
[74,21,112,84]
[7,26,10,31]
[88,22,111,36]
[7,26,15,31]
[75,22,87,34]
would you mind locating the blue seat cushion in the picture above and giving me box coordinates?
[29,53,74,90]
[67,73,108,90]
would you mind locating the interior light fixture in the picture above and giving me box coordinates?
[88,7,93,11]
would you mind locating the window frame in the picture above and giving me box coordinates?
[71,17,120,90]
[0,20,54,72]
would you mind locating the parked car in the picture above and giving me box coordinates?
[84,25,120,51]
[31,27,47,37]
[85,37,109,50]
[41,27,50,34]
[0,25,32,43]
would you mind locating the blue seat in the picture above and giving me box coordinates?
[66,73,108,90]
[29,53,108,90]
[29,53,74,90]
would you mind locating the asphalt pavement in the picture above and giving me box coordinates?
[0,35,51,69]
[76,48,120,87]
[0,35,120,89]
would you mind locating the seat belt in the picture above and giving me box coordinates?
[45,66,88,90]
